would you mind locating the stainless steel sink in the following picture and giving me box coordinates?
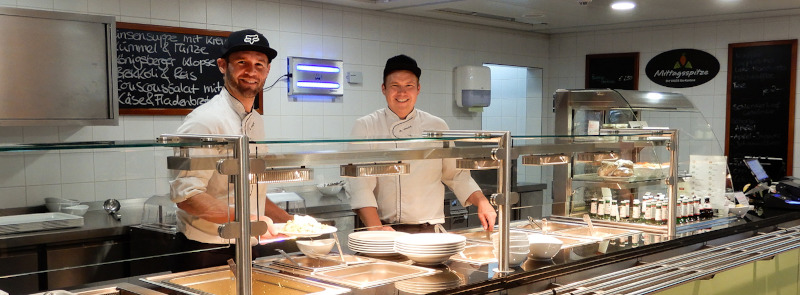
[142,265,350,295]
[311,261,437,289]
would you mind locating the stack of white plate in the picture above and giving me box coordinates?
[394,233,466,265]
[348,231,409,256]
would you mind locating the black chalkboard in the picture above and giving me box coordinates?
[726,40,797,190]
[585,52,639,90]
[115,23,262,115]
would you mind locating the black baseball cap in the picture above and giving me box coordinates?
[383,54,421,82]
[220,29,278,62]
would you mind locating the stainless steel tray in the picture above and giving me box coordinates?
[311,261,437,289]
[141,265,350,295]
[0,212,83,235]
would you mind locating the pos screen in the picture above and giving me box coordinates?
[744,158,771,183]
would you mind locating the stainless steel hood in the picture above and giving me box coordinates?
[554,89,696,111]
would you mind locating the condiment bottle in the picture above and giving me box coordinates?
[610,199,619,221]
[620,200,630,221]
[644,202,653,224]
[632,199,641,223]
[590,198,598,218]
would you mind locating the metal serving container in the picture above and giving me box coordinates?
[311,261,437,289]
[141,265,350,295]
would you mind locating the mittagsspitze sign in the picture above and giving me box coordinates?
[645,48,719,88]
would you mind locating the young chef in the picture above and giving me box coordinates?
[169,30,293,269]
[345,54,497,233]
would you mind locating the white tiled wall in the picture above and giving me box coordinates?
[0,0,548,208]
[546,16,800,177]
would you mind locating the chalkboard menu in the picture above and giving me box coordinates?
[116,23,261,115]
[726,40,797,190]
[585,52,639,90]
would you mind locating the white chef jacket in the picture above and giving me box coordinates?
[345,108,482,225]
[169,88,268,244]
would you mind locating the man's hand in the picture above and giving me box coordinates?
[467,190,497,231]
[254,215,289,243]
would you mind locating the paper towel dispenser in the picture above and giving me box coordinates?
[454,65,491,111]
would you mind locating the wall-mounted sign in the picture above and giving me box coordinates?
[645,48,719,88]
[585,52,639,90]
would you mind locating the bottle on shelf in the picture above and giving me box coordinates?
[610,199,619,221]
[620,200,630,221]
[604,198,612,220]
[632,199,641,223]
[589,198,598,218]
[660,202,668,225]
[692,196,701,221]
[644,201,653,224]
[701,197,713,220]
[654,201,662,225]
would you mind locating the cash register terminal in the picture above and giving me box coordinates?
[745,158,800,210]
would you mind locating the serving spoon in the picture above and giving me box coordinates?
[103,199,122,221]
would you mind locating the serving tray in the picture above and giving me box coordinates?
[0,212,84,235]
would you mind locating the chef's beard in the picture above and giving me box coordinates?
[224,73,264,99]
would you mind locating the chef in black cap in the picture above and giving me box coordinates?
[346,54,497,233]
[170,29,293,252]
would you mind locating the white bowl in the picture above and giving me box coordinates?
[528,234,564,260]
[60,204,89,216]
[296,239,336,258]
[316,183,343,196]
[45,198,81,212]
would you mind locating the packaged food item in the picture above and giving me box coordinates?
[598,159,635,177]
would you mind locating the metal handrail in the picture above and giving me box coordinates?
[533,225,800,295]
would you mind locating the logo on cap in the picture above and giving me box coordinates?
[243,34,260,45]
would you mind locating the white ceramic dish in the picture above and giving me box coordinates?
[296,238,336,258]
[395,233,466,246]
[401,252,456,265]
[527,233,564,260]
[44,198,81,212]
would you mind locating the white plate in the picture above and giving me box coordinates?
[275,223,337,238]
[402,253,454,265]
[396,249,464,255]
[349,231,409,242]
[348,240,396,246]
[395,233,466,246]
[396,241,467,248]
